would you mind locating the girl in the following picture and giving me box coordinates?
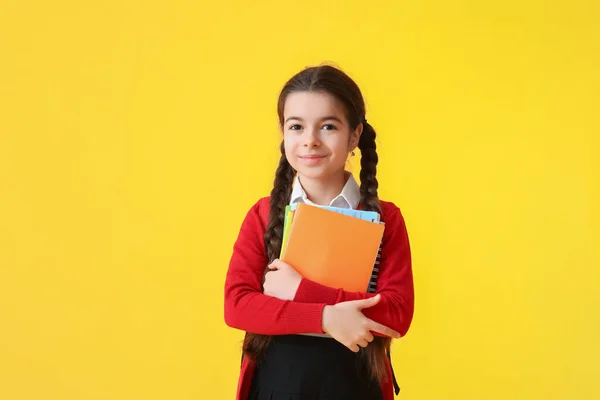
[224,65,414,400]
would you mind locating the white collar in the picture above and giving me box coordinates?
[290,171,360,209]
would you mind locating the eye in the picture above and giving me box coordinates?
[322,124,337,131]
[289,124,303,131]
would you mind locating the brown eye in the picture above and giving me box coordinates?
[289,124,302,131]
[322,124,336,131]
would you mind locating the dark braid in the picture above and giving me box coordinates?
[357,120,391,382]
[358,122,382,215]
[264,141,296,261]
[243,141,295,360]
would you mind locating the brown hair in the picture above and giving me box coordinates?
[243,64,391,383]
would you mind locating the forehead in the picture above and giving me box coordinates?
[283,91,346,120]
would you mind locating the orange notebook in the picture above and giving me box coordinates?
[281,203,385,293]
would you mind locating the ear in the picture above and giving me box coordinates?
[349,122,364,151]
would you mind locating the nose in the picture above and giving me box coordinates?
[303,127,320,148]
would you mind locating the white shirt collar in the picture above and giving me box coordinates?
[290,171,361,209]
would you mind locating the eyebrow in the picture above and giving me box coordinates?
[284,116,343,124]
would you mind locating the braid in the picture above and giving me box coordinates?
[243,141,295,360]
[264,141,296,260]
[358,122,382,215]
[357,121,391,383]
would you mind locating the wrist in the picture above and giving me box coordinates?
[321,305,332,333]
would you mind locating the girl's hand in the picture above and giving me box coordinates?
[263,259,302,301]
[321,294,401,352]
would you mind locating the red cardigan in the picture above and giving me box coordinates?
[224,197,414,400]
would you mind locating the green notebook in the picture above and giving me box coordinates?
[280,205,293,258]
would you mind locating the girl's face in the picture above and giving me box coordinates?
[282,91,361,183]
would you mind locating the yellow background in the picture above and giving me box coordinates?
[1,1,598,399]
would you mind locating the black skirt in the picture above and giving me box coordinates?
[248,335,383,400]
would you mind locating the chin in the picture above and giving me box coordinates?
[294,167,330,181]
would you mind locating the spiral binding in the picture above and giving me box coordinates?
[367,242,382,293]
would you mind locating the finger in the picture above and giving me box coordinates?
[368,320,401,338]
[364,331,375,343]
[267,259,281,270]
[354,294,381,310]
[348,343,360,353]
[357,339,369,348]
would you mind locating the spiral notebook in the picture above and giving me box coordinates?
[280,203,384,293]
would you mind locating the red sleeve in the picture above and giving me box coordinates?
[224,199,327,335]
[293,203,414,337]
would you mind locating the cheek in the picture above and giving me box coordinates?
[284,132,304,149]
[283,137,292,153]
[330,138,351,157]
[283,137,296,164]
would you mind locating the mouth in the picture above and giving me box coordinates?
[299,155,327,159]
[298,154,327,165]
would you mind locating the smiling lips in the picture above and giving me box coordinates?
[299,154,327,165]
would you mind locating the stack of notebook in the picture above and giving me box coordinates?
[280,203,385,293]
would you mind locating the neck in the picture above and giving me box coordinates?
[298,170,348,206]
